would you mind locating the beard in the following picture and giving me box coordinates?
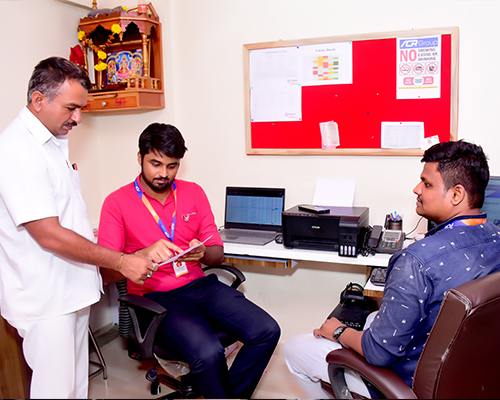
[141,171,171,193]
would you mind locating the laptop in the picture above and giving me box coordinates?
[219,187,286,245]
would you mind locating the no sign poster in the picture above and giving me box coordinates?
[397,35,441,99]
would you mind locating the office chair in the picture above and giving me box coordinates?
[320,270,500,399]
[116,264,245,398]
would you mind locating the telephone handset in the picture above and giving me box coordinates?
[368,225,404,254]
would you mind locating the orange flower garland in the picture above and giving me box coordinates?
[78,24,122,71]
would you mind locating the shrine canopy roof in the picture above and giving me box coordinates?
[78,3,159,36]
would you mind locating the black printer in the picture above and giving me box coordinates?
[282,205,369,257]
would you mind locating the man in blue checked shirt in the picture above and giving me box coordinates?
[284,140,500,398]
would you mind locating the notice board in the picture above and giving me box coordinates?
[243,27,459,156]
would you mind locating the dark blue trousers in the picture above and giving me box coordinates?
[145,274,281,398]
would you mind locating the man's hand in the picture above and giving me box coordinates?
[22,216,157,285]
[133,238,222,270]
[120,253,157,285]
[314,316,366,356]
[313,317,344,341]
[134,239,183,263]
[178,239,205,262]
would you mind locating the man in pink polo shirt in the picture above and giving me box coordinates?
[98,123,280,399]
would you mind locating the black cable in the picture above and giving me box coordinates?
[405,216,424,238]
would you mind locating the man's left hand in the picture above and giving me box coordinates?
[313,317,344,341]
[178,239,205,262]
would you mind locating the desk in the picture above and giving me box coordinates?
[223,241,391,297]
[224,241,392,266]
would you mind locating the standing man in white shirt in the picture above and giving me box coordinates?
[0,56,156,399]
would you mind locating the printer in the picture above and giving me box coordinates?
[282,205,369,257]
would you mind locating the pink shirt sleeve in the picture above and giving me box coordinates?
[97,194,126,253]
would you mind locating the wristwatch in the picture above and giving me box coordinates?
[333,325,348,343]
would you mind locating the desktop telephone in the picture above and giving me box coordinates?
[361,225,404,255]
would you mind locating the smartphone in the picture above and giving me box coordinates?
[298,205,330,214]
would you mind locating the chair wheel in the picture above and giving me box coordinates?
[151,381,161,395]
[146,367,159,382]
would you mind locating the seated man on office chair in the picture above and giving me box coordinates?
[98,123,280,399]
[283,140,500,398]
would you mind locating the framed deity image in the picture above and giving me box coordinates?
[106,49,143,87]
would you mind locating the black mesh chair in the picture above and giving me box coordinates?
[321,271,500,399]
[116,264,245,398]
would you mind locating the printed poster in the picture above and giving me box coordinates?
[397,35,441,99]
[299,42,353,87]
[249,46,302,122]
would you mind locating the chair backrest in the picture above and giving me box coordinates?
[413,271,500,399]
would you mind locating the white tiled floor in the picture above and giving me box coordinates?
[88,335,308,399]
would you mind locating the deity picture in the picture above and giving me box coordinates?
[106,49,143,85]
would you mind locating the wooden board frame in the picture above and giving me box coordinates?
[243,27,459,156]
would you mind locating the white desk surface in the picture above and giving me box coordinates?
[223,240,392,267]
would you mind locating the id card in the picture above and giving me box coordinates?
[173,261,188,277]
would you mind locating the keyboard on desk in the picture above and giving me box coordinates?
[369,267,387,286]
[220,229,277,239]
[219,228,279,245]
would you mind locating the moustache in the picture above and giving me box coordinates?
[64,121,77,127]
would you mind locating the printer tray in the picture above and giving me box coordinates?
[289,238,338,252]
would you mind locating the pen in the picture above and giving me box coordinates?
[390,212,402,221]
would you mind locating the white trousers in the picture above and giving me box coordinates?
[283,312,377,399]
[9,306,91,399]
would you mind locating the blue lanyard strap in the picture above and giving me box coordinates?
[134,178,177,242]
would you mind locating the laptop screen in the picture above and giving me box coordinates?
[482,176,500,227]
[224,187,286,231]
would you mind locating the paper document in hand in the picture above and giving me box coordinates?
[157,235,213,267]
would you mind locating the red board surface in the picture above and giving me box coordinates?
[250,35,452,150]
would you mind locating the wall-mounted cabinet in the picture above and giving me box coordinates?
[77,2,164,112]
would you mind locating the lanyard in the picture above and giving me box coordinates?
[134,178,177,242]
[444,217,487,229]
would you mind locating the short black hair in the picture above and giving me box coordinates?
[27,56,92,104]
[138,123,188,159]
[422,140,489,209]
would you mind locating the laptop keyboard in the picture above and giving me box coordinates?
[220,229,277,239]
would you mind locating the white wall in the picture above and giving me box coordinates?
[0,0,85,129]
[2,0,500,340]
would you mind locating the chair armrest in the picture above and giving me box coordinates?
[202,264,246,289]
[326,349,417,399]
[118,293,167,315]
[118,293,168,359]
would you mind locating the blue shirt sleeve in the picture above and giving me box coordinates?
[362,251,433,367]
